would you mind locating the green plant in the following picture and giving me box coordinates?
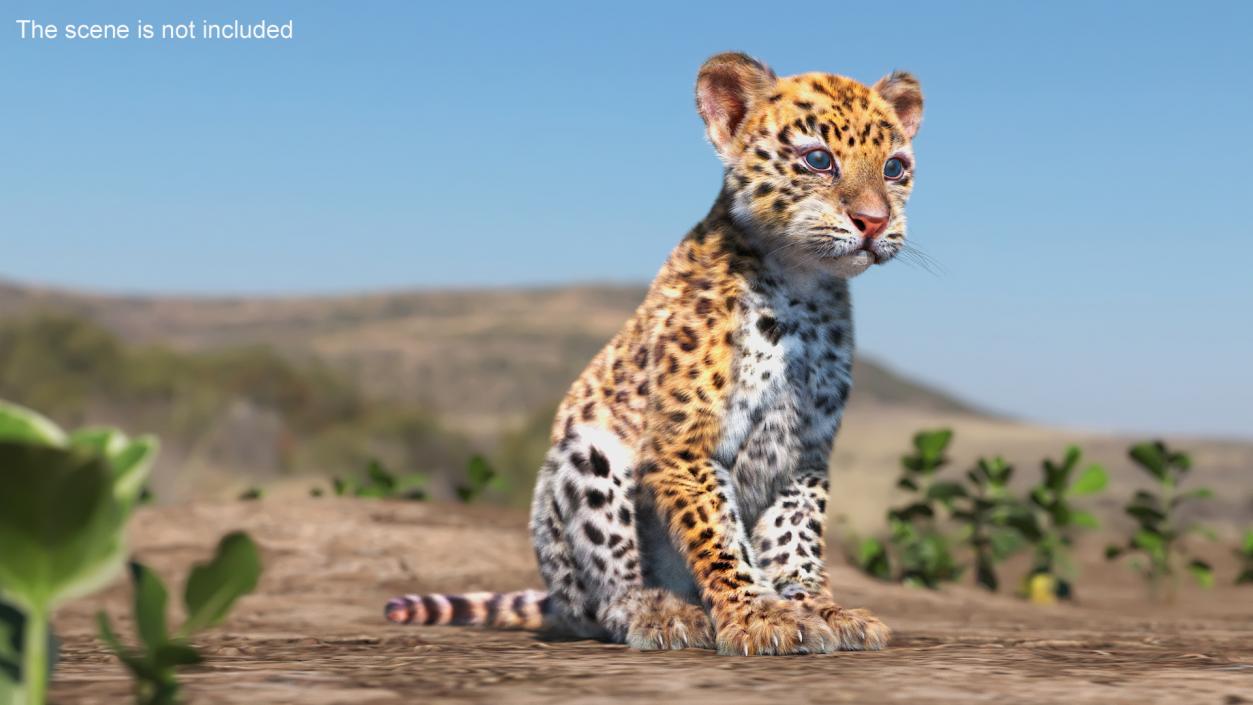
[237,487,264,501]
[1106,440,1214,599]
[97,532,261,705]
[0,400,156,705]
[1015,446,1107,600]
[330,459,427,500]
[456,455,502,503]
[848,429,1110,599]
[857,429,965,589]
[1236,529,1253,585]
[950,457,1025,591]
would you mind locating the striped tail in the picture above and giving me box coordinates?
[385,589,550,629]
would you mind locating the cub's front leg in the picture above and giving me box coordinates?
[642,454,838,655]
[639,319,837,655]
[751,464,891,650]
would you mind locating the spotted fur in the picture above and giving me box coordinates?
[385,52,923,655]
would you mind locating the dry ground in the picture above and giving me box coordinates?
[49,499,1252,705]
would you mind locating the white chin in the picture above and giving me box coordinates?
[828,251,875,279]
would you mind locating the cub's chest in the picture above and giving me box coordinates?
[718,281,855,453]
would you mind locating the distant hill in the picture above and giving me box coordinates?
[2,279,1250,528]
[0,280,979,434]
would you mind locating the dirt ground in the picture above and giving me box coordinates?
[49,499,1253,705]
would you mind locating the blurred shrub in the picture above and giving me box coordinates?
[98,533,261,705]
[847,429,1107,601]
[0,313,469,488]
[1105,441,1215,599]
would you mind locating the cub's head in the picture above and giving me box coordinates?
[696,52,923,278]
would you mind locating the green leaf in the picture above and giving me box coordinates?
[1129,441,1169,481]
[1132,530,1166,561]
[128,563,169,652]
[1069,465,1108,496]
[365,460,396,492]
[68,428,159,511]
[152,642,201,670]
[855,537,891,580]
[926,481,968,503]
[1070,510,1100,529]
[0,400,67,447]
[181,532,262,636]
[1125,503,1166,527]
[889,502,935,522]
[1242,529,1253,556]
[0,443,125,612]
[897,477,919,492]
[1104,544,1124,560]
[1187,559,1214,588]
[1061,446,1081,473]
[1171,487,1214,507]
[96,611,162,682]
[109,436,158,509]
[912,429,952,464]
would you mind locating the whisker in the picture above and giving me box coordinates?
[896,241,945,276]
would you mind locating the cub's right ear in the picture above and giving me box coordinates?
[695,52,776,160]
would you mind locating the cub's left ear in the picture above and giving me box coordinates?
[873,71,924,140]
[696,52,777,158]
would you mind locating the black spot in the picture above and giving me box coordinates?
[588,448,612,478]
[619,506,633,525]
[562,480,580,507]
[756,315,781,344]
[586,489,608,509]
[583,522,605,545]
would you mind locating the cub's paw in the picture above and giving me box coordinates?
[798,596,891,651]
[715,596,838,656]
[622,588,715,650]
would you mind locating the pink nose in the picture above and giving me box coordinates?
[850,211,888,239]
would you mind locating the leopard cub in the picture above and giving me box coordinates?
[387,52,923,655]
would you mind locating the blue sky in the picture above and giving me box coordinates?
[3,2,1251,438]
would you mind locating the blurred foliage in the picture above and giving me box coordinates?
[0,401,157,705]
[1106,441,1215,599]
[318,455,504,504]
[1236,529,1253,585]
[326,459,427,500]
[98,533,261,705]
[455,455,503,503]
[847,429,1107,601]
[0,313,470,488]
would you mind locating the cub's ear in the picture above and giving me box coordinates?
[873,71,924,140]
[696,52,776,158]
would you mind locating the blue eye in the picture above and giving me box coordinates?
[884,157,906,180]
[803,149,834,172]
